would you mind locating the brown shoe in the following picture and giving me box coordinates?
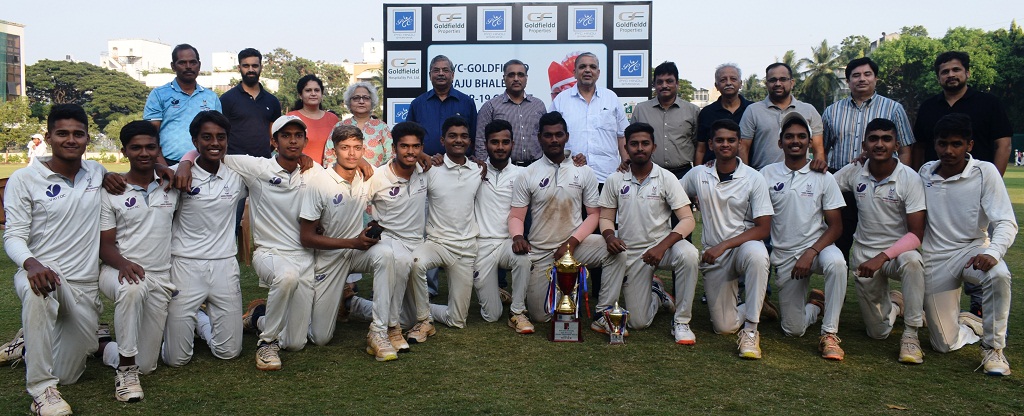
[366,330,398,362]
[388,326,410,352]
[338,283,357,323]
[508,313,535,334]
[405,320,436,344]
[819,333,845,361]
[760,298,780,321]
[808,289,825,319]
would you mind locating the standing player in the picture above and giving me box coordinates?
[680,119,773,359]
[4,104,108,415]
[834,118,927,364]
[599,122,700,343]
[760,113,848,360]
[919,114,1015,375]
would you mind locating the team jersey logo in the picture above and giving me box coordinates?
[45,184,61,198]
[856,183,867,192]
[773,182,785,191]
[333,194,344,205]
[539,178,550,188]
[269,177,282,185]
[620,185,630,194]
[187,187,201,196]
[389,186,401,196]
[472,270,480,282]
[125,197,137,208]
[315,273,327,282]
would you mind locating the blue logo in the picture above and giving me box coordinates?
[333,194,344,205]
[619,55,643,78]
[269,177,282,185]
[484,10,505,31]
[315,273,327,282]
[394,103,410,123]
[856,183,867,193]
[389,186,401,196]
[575,9,597,30]
[45,184,61,198]
[125,197,137,207]
[539,178,550,188]
[394,11,415,32]
[620,185,630,194]
[187,187,201,196]
[773,182,785,191]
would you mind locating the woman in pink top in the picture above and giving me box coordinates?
[286,74,339,165]
[323,81,393,168]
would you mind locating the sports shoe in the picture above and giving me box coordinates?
[97,323,112,343]
[760,298,780,321]
[388,326,410,352]
[366,330,398,362]
[0,328,25,364]
[338,283,356,323]
[737,328,762,359]
[255,341,281,371]
[959,311,984,338]
[498,288,513,305]
[819,333,845,361]
[672,322,696,345]
[114,365,144,402]
[508,313,535,334]
[979,345,1012,376]
[30,386,72,416]
[889,290,905,318]
[242,299,266,334]
[652,277,676,312]
[808,289,826,318]
[898,336,924,364]
[405,320,436,344]
[590,315,630,337]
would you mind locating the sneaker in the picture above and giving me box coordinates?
[97,323,112,343]
[652,277,676,312]
[760,298,780,321]
[388,326,410,352]
[889,290,905,318]
[498,288,513,305]
[405,320,436,344]
[898,336,924,364]
[808,289,826,318]
[590,315,630,337]
[242,299,267,334]
[366,331,398,362]
[959,311,984,338]
[672,323,696,345]
[30,386,72,416]
[508,313,535,334]
[0,328,25,364]
[737,328,762,359]
[979,346,1012,376]
[114,365,144,402]
[255,341,282,371]
[819,333,845,361]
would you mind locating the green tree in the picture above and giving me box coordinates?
[264,48,350,115]
[798,39,843,113]
[941,27,998,90]
[744,74,767,102]
[102,111,145,146]
[901,25,929,37]
[25,60,150,129]
[370,69,384,116]
[0,97,44,151]
[677,79,696,101]
[990,20,1024,132]
[839,35,872,62]
[870,31,944,121]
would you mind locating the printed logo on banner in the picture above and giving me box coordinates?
[432,6,467,41]
[522,5,558,40]
[568,6,603,40]
[613,5,649,40]
[387,7,421,42]
[477,6,512,41]
[386,50,421,89]
[387,99,413,125]
[613,50,648,88]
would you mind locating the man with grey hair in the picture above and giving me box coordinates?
[408,54,478,157]
[696,63,753,164]
[474,59,546,166]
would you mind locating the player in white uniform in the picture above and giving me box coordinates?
[474,120,535,334]
[598,122,699,344]
[509,111,611,324]
[97,121,179,402]
[760,113,848,360]
[680,119,773,359]
[833,117,927,364]
[299,124,399,361]
[918,114,1015,375]
[4,105,107,416]
[162,111,248,370]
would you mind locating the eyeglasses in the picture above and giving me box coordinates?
[767,77,792,84]
[430,67,453,74]
[351,96,372,102]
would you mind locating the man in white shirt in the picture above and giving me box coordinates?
[760,113,848,361]
[918,114,1015,376]
[4,104,108,416]
[680,119,773,359]
[27,133,47,165]
[833,118,927,365]
[599,122,699,344]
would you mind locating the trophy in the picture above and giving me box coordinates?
[547,246,590,342]
[603,302,629,345]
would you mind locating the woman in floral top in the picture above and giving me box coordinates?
[322,82,393,168]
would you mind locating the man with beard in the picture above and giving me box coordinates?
[144,44,221,164]
[474,60,546,166]
[696,64,752,165]
[739,63,824,171]
[630,62,700,179]
[220,48,281,158]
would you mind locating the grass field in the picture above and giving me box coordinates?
[0,164,1020,414]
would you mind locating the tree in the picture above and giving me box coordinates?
[990,20,1024,132]
[370,69,384,116]
[263,48,350,115]
[839,35,872,62]
[744,74,767,102]
[901,25,929,38]
[26,60,150,129]
[941,27,998,90]
[102,111,145,146]
[0,97,44,152]
[799,39,843,112]
[870,32,944,122]
[677,79,696,101]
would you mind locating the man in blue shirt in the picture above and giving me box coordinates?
[220,48,281,158]
[144,44,222,164]
[407,55,477,156]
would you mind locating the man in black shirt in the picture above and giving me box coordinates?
[220,48,282,158]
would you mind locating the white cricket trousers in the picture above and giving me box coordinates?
[924,245,1010,352]
[309,242,395,345]
[600,240,699,329]
[701,240,770,334]
[773,245,847,337]
[526,235,609,323]
[162,256,242,366]
[253,248,315,351]
[474,238,532,319]
[851,243,925,339]
[412,239,477,328]
[99,266,174,374]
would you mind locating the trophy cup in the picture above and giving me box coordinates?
[603,302,629,345]
[548,247,588,342]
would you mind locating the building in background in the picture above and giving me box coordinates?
[0,20,25,103]
[99,39,172,80]
[341,40,383,83]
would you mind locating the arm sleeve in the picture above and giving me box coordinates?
[582,169,600,208]
[211,91,223,112]
[748,172,775,218]
[597,177,617,209]
[980,163,1017,260]
[833,164,854,192]
[298,181,325,222]
[807,108,824,136]
[665,177,692,210]
[893,104,916,146]
[822,109,836,151]
[614,102,628,136]
[380,124,394,164]
[739,109,755,140]
[820,172,846,210]
[99,192,116,232]
[2,177,34,267]
[143,90,163,120]
[222,155,263,179]
[901,168,927,214]
[511,171,531,208]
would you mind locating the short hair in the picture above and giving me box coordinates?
[865,118,897,137]
[538,111,568,133]
[766,62,793,77]
[237,48,262,63]
[575,52,600,68]
[715,63,742,81]
[172,44,199,63]
[441,116,469,137]
[429,55,454,71]
[502,59,529,74]
[934,51,970,73]
[933,113,973,141]
[119,120,159,147]
[391,121,426,145]
[189,110,230,139]
[845,57,879,80]
[291,74,325,111]
[653,61,679,80]
[780,116,810,137]
[484,119,513,139]
[344,81,379,109]
[624,122,655,143]
[47,104,88,131]
[330,124,364,145]
[710,119,741,137]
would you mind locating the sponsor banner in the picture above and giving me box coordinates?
[612,4,649,40]
[386,50,423,88]
[477,6,513,41]
[522,5,558,40]
[388,98,414,125]
[432,6,468,41]
[387,7,422,42]
[567,5,603,40]
[613,50,648,88]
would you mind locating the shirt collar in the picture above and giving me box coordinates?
[782,161,813,175]
[541,155,571,167]
[171,79,205,94]
[191,161,221,181]
[929,154,978,179]
[847,93,877,108]
[708,158,748,180]
[32,156,93,179]
[502,93,535,103]
[385,161,423,183]
[326,166,364,186]
[651,96,680,108]
[442,153,470,168]
[622,164,662,183]
[858,159,904,183]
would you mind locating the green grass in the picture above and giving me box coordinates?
[0,167,1022,414]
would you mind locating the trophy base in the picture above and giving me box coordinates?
[549,312,583,342]
[608,333,625,345]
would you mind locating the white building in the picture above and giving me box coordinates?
[99,39,172,80]
[212,51,236,72]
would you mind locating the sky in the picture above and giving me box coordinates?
[7,0,1023,89]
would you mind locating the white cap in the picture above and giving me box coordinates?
[30,133,43,140]
[271,115,306,135]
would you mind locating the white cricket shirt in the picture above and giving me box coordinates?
[367,162,428,247]
[223,155,322,252]
[599,164,691,248]
[680,159,774,249]
[100,176,179,273]
[475,161,523,240]
[511,156,600,251]
[171,162,248,259]
[760,162,845,257]
[834,160,925,252]
[425,154,482,249]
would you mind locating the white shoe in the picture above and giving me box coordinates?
[0,328,25,364]
[980,346,1012,376]
[31,386,72,416]
[672,323,695,345]
[737,329,761,359]
[256,341,282,371]
[114,365,144,402]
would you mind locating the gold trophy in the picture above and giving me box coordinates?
[548,247,587,342]
[603,302,629,345]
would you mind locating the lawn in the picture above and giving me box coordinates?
[0,165,1020,414]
